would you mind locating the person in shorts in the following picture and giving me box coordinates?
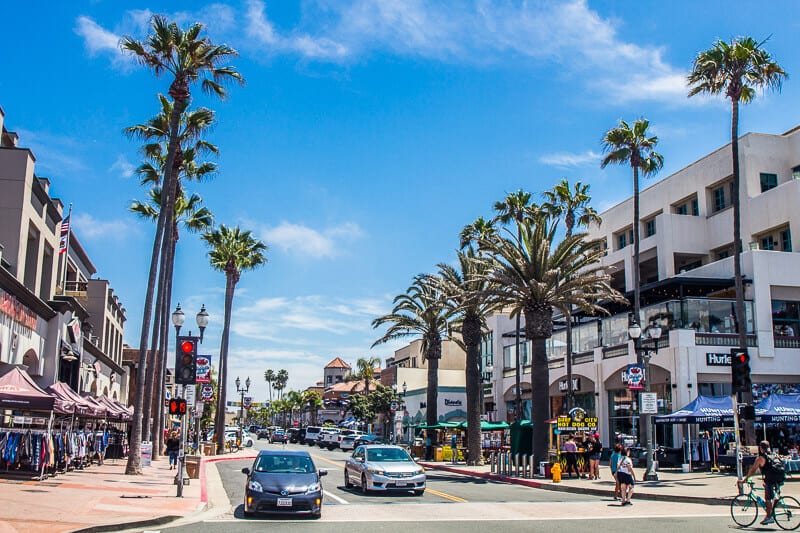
[616,446,636,505]
[609,443,622,499]
[740,440,785,526]
[589,433,603,480]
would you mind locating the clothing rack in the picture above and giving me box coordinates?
[0,410,54,480]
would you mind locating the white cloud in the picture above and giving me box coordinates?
[73,213,134,240]
[75,16,120,55]
[110,154,135,178]
[15,129,87,175]
[258,221,364,259]
[539,150,601,168]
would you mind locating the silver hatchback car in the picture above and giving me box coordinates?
[344,445,425,495]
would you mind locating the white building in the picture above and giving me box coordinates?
[486,124,800,448]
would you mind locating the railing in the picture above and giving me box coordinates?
[695,333,758,347]
[602,343,630,359]
[572,351,594,365]
[774,335,800,349]
[547,358,565,369]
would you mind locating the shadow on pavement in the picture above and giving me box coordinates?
[232,503,322,521]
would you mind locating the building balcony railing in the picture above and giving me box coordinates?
[548,358,565,369]
[774,335,800,349]
[572,351,595,365]
[602,343,630,359]
[55,280,88,297]
[695,333,758,347]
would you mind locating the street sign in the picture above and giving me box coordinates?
[640,392,658,414]
[194,401,204,418]
[185,386,196,408]
[200,384,214,401]
[196,355,212,383]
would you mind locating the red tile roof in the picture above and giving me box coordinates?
[325,356,351,369]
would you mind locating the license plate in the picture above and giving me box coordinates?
[395,481,407,487]
[277,498,292,507]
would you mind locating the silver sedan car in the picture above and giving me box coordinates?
[344,445,425,495]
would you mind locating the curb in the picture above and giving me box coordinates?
[419,462,731,506]
[70,515,182,533]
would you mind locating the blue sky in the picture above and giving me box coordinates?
[2,1,799,402]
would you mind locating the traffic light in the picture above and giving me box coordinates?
[731,349,752,394]
[175,336,198,385]
[168,398,187,415]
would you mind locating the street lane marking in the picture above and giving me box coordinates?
[311,453,347,468]
[426,487,468,503]
[325,490,350,504]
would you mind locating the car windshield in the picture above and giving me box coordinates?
[366,448,412,462]
[254,455,315,474]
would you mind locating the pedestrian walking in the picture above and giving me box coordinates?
[610,443,622,499]
[451,434,458,465]
[616,446,636,505]
[165,431,180,470]
[562,436,580,478]
[425,432,433,461]
[589,433,603,480]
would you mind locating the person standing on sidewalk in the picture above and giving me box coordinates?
[610,443,622,499]
[589,433,603,480]
[562,436,580,478]
[617,446,636,505]
[165,431,180,470]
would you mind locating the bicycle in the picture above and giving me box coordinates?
[225,439,240,453]
[730,479,800,530]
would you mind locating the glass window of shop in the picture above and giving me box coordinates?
[503,341,529,370]
[571,321,600,353]
[772,300,800,337]
[608,384,673,446]
[551,393,595,418]
[480,331,494,368]
[546,329,567,359]
[506,399,531,420]
[699,382,732,397]
[602,314,629,347]
[682,299,754,333]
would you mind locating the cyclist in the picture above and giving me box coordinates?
[738,440,785,526]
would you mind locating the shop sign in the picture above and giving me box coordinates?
[558,378,581,392]
[185,386,196,408]
[0,289,38,330]
[200,384,214,401]
[196,355,212,383]
[67,318,82,345]
[444,399,462,406]
[626,364,645,390]
[556,407,598,432]
[640,392,658,414]
[194,401,204,418]
[706,352,731,366]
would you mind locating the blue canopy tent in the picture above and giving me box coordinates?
[755,394,800,423]
[653,395,736,425]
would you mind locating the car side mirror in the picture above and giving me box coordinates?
[241,467,250,475]
[319,469,328,477]
[356,457,364,463]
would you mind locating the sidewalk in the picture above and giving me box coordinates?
[0,447,258,533]
[418,461,800,505]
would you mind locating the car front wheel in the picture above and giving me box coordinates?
[361,474,369,495]
[344,469,353,488]
[414,490,425,496]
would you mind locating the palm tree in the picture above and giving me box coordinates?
[264,369,276,406]
[480,215,621,467]
[459,216,496,251]
[121,16,242,474]
[129,186,213,452]
[303,390,323,425]
[373,275,451,427]
[355,356,382,395]
[541,179,602,411]
[493,190,539,420]
[687,38,785,426]
[274,369,289,400]
[202,225,267,453]
[436,246,501,465]
[285,390,303,427]
[601,118,663,342]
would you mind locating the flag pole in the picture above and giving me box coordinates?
[59,203,73,292]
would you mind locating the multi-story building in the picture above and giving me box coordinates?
[323,356,351,386]
[488,123,800,448]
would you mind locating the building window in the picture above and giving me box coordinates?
[645,219,656,238]
[793,166,800,180]
[717,249,730,260]
[618,232,627,249]
[772,300,800,337]
[761,235,776,250]
[760,173,778,192]
[713,186,726,212]
[782,229,792,252]
[676,203,688,215]
[691,198,699,216]
[326,375,332,384]
[503,342,529,370]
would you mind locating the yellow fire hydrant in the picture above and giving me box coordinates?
[551,461,562,483]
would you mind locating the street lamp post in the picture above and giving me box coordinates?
[236,376,251,437]
[628,320,661,482]
[171,303,208,497]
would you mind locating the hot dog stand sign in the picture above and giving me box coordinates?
[556,407,598,432]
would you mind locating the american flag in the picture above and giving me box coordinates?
[58,215,70,255]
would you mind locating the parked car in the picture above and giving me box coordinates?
[225,429,254,448]
[354,434,383,447]
[288,427,306,444]
[248,425,262,434]
[339,432,364,452]
[241,430,255,447]
[317,428,340,448]
[270,430,288,444]
[257,428,270,440]
[242,449,327,518]
[304,426,323,446]
[344,445,425,495]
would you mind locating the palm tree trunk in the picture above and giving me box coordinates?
[514,314,522,420]
[463,314,482,465]
[426,336,441,428]
[632,163,647,447]
[215,270,236,454]
[125,98,186,475]
[153,228,177,460]
[525,304,553,469]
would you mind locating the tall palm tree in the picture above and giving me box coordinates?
[355,356,382,395]
[459,216,496,251]
[541,179,602,411]
[274,369,289,400]
[264,369,276,406]
[373,275,451,427]
[122,16,242,474]
[285,390,303,427]
[601,119,663,343]
[493,190,539,420]
[303,390,323,425]
[687,38,785,428]
[202,225,267,453]
[436,246,501,465]
[129,186,213,450]
[480,215,621,467]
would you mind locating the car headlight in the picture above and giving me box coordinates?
[247,480,263,493]
[306,482,321,493]
[414,468,424,475]
[368,467,386,476]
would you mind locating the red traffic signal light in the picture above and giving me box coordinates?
[181,340,195,353]
[731,349,752,394]
[168,398,187,415]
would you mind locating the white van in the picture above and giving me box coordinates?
[304,426,323,446]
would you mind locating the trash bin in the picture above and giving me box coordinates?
[202,443,215,456]
[539,461,549,477]
[434,447,444,462]
[185,455,200,479]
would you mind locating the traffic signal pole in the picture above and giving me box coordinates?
[177,383,186,497]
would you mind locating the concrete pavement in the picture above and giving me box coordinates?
[418,460,800,505]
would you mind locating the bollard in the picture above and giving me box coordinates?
[499,452,505,475]
[523,455,529,478]
[503,452,510,475]
[491,451,497,473]
[514,453,520,477]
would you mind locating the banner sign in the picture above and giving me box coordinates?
[0,289,38,330]
[556,407,598,432]
[196,355,212,383]
[200,384,214,401]
[243,396,252,409]
[626,364,645,390]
